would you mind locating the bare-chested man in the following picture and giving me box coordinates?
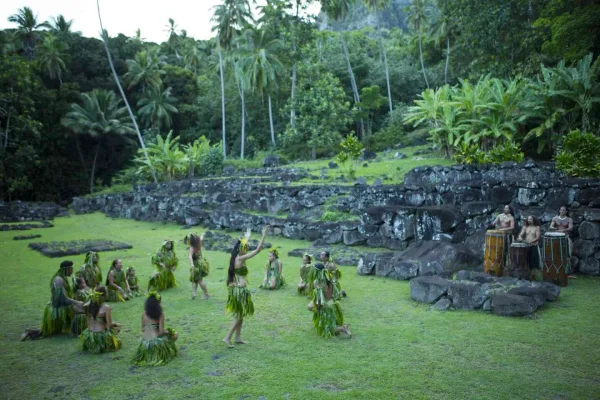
[550,205,575,278]
[518,215,542,271]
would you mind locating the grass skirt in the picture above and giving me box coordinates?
[71,313,88,336]
[190,259,210,283]
[259,270,286,290]
[80,328,121,354]
[332,280,343,301]
[133,328,178,366]
[226,286,254,319]
[313,300,344,338]
[148,269,177,291]
[106,287,126,302]
[41,304,73,337]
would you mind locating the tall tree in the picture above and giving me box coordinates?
[96,0,157,182]
[406,0,431,89]
[7,7,51,59]
[37,35,67,87]
[124,48,165,92]
[61,90,134,193]
[50,15,73,34]
[211,0,253,159]
[137,86,179,132]
[165,18,180,55]
[362,0,393,114]
[429,4,453,84]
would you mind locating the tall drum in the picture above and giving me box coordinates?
[484,230,507,277]
[543,232,570,287]
[509,243,531,280]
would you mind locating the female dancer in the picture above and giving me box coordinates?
[148,240,178,291]
[80,286,121,354]
[320,251,344,300]
[297,253,312,295]
[223,226,270,348]
[106,259,129,302]
[77,251,102,288]
[260,249,286,290]
[308,263,351,338]
[72,277,91,336]
[184,233,210,300]
[126,267,141,297]
[133,292,178,366]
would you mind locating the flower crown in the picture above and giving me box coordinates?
[239,238,250,252]
[89,290,104,305]
[270,248,279,258]
[147,291,162,302]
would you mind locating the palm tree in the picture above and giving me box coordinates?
[406,0,431,89]
[124,48,165,92]
[362,0,393,114]
[237,27,285,148]
[97,0,157,183]
[211,0,254,159]
[128,28,146,45]
[62,90,134,193]
[182,43,202,74]
[137,86,179,132]
[429,5,452,84]
[7,7,51,59]
[51,15,73,34]
[165,18,180,55]
[37,35,67,87]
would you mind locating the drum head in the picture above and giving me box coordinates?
[511,243,529,248]
[545,232,566,237]
[487,230,505,235]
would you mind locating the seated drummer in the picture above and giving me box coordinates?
[518,215,542,271]
[491,205,515,234]
[549,205,575,278]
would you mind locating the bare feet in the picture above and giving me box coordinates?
[568,275,577,279]
[20,329,30,341]
[192,295,197,300]
[203,294,210,300]
[343,324,352,337]
[234,338,248,344]
[222,339,234,348]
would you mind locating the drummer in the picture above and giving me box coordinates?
[550,205,575,278]
[517,215,542,270]
[489,205,516,267]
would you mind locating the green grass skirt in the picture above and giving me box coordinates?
[313,300,344,338]
[106,288,125,302]
[41,304,74,337]
[80,328,122,354]
[259,272,286,290]
[190,259,209,283]
[71,313,88,336]
[133,328,178,366]
[226,286,254,319]
[333,280,343,301]
[148,269,177,291]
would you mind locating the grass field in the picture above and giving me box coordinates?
[1,213,599,400]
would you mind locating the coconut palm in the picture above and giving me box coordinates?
[137,86,179,132]
[406,0,431,89]
[124,48,165,92]
[165,18,180,55]
[182,43,202,74]
[128,29,146,45]
[429,5,453,84]
[37,35,68,87]
[362,0,393,113]
[50,15,73,34]
[61,90,134,193]
[7,7,51,58]
[236,27,285,148]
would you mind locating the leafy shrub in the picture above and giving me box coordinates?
[320,211,357,222]
[336,134,363,180]
[453,141,525,164]
[555,130,600,177]
[200,144,224,176]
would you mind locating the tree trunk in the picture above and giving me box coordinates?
[3,110,10,149]
[268,95,276,148]
[374,11,393,114]
[58,73,63,88]
[290,62,297,127]
[74,134,88,177]
[218,42,227,159]
[90,141,101,193]
[340,35,365,138]
[240,79,246,160]
[418,33,430,89]
[445,36,450,84]
[97,0,157,183]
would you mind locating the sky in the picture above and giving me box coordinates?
[0,0,321,43]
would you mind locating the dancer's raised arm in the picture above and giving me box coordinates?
[237,225,270,261]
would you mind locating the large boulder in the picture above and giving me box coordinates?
[573,239,596,258]
[531,281,561,301]
[416,207,464,240]
[262,155,280,168]
[507,287,548,308]
[490,293,537,317]
[379,260,420,280]
[578,256,600,275]
[396,240,481,272]
[343,230,368,246]
[578,221,600,240]
[410,276,451,304]
[357,252,396,276]
[447,281,486,310]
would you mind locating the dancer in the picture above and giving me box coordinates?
[133,292,178,366]
[297,253,312,295]
[80,286,122,354]
[148,240,178,291]
[223,226,270,348]
[126,267,141,297]
[106,259,130,302]
[184,233,210,300]
[77,251,102,288]
[21,260,84,340]
[550,205,575,278]
[260,249,286,290]
[72,277,91,336]
[320,251,344,300]
[308,262,351,338]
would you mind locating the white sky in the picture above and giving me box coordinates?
[0,0,321,43]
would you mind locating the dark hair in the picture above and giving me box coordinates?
[559,205,570,217]
[321,251,330,259]
[60,260,73,269]
[89,286,107,319]
[304,254,312,263]
[145,295,163,320]
[75,277,86,289]
[314,262,325,270]
[105,259,120,286]
[227,240,241,286]
[111,259,120,268]
[531,216,541,226]
[187,234,200,248]
[504,204,515,216]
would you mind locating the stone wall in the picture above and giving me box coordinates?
[71,161,600,275]
[0,201,69,222]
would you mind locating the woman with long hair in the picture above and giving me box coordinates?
[126,267,141,297]
[80,286,121,354]
[148,240,178,291]
[105,259,129,302]
[71,277,91,336]
[260,249,286,290]
[184,233,210,300]
[133,291,178,366]
[223,226,270,348]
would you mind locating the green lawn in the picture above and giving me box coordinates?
[1,213,599,400]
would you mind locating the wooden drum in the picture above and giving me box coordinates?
[543,232,570,287]
[484,230,507,277]
[509,242,531,280]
